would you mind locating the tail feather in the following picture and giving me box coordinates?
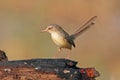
[70,16,97,40]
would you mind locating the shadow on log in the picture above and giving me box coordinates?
[0,50,100,80]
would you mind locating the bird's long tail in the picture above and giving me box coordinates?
[70,16,97,40]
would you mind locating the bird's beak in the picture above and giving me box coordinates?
[41,28,47,32]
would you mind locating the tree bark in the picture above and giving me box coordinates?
[0,50,100,80]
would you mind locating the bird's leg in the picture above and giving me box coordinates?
[66,50,71,59]
[53,48,61,58]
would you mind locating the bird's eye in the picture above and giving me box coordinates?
[48,27,52,30]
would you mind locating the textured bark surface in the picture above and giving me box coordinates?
[0,50,100,80]
[0,58,100,80]
[0,50,8,62]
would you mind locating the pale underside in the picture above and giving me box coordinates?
[51,32,72,50]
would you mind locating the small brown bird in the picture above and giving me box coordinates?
[42,16,97,58]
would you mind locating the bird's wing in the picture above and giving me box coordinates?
[70,16,97,40]
[63,32,76,48]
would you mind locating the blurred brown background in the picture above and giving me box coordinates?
[0,0,120,80]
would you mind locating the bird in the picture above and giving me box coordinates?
[42,16,97,59]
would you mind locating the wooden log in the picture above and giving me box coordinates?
[0,50,8,62]
[0,50,100,80]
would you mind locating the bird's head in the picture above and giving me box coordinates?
[42,24,62,34]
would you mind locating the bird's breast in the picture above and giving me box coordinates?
[51,32,71,49]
